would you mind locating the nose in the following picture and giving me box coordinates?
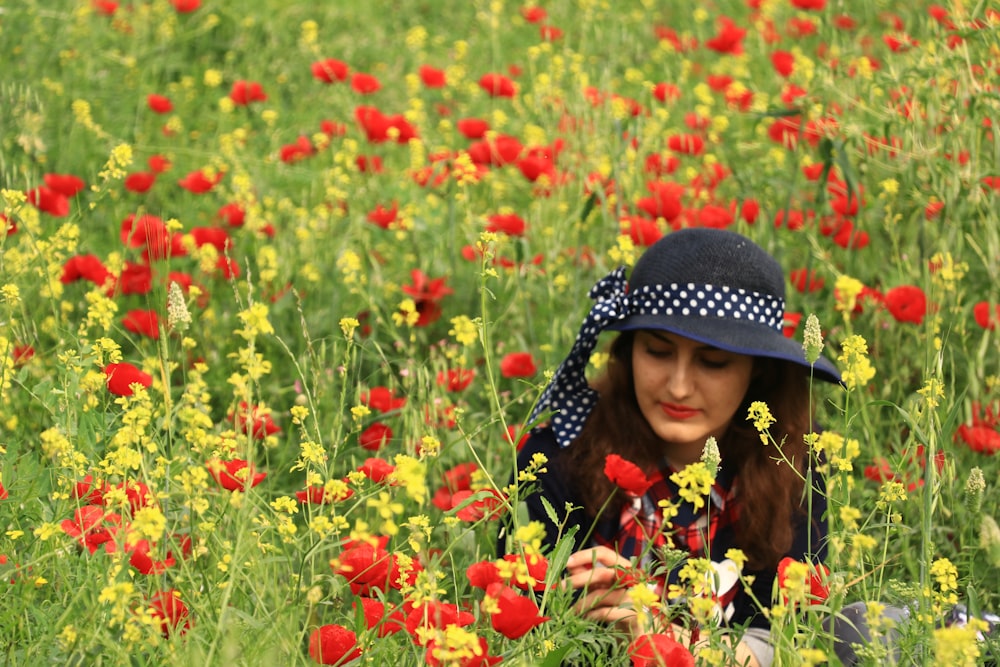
[666,355,695,399]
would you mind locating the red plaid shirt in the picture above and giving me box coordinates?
[595,461,740,596]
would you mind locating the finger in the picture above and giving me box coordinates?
[562,567,620,591]
[572,587,631,614]
[565,546,631,572]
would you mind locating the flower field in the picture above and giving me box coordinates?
[1,0,999,664]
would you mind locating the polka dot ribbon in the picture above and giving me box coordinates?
[529,267,785,448]
[529,267,631,447]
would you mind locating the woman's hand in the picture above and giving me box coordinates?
[563,547,639,631]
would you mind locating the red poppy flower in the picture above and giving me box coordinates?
[652,82,681,103]
[354,105,418,144]
[620,216,663,246]
[405,601,476,642]
[436,368,476,392]
[128,539,177,575]
[229,80,267,105]
[771,50,795,77]
[786,16,817,37]
[604,454,653,496]
[357,457,395,483]
[452,489,506,522]
[884,285,927,324]
[170,0,200,11]
[502,552,550,593]
[696,204,734,229]
[332,541,396,595]
[231,402,281,439]
[367,202,398,229]
[791,0,825,9]
[973,302,1000,330]
[61,254,112,287]
[178,169,223,194]
[457,117,490,139]
[74,475,109,505]
[148,155,172,173]
[777,557,831,605]
[0,480,7,501]
[92,0,118,15]
[465,560,502,591]
[666,133,705,156]
[478,73,517,98]
[26,186,70,217]
[207,459,266,491]
[12,344,34,366]
[119,479,155,513]
[740,199,760,224]
[147,94,173,114]
[320,119,348,136]
[486,583,549,639]
[189,227,230,253]
[1,213,15,237]
[296,482,353,505]
[354,597,405,637]
[401,269,453,327]
[125,172,157,193]
[356,155,384,173]
[705,17,746,54]
[308,624,361,665]
[359,422,393,451]
[419,64,447,88]
[149,590,191,638]
[121,213,173,260]
[485,213,526,237]
[521,5,547,22]
[279,136,315,163]
[104,362,153,396]
[44,173,86,197]
[361,386,407,412]
[540,25,563,41]
[351,72,381,95]
[107,261,149,296]
[517,154,557,183]
[123,309,161,339]
[311,58,350,83]
[60,505,122,554]
[884,34,918,53]
[790,268,825,293]
[782,312,802,338]
[955,424,1000,454]
[467,134,523,166]
[499,352,537,378]
[629,634,695,667]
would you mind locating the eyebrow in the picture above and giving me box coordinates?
[644,330,722,352]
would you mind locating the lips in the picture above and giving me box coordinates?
[660,403,700,420]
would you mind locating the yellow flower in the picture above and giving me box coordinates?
[669,462,713,510]
[449,315,480,346]
[834,275,864,313]
[392,455,427,503]
[747,401,776,442]
[838,335,876,390]
[934,625,982,666]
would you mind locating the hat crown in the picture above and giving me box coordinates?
[629,228,785,300]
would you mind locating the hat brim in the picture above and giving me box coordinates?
[607,313,842,385]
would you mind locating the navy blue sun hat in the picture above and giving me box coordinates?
[530,228,842,447]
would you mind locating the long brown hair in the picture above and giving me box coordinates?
[563,330,815,570]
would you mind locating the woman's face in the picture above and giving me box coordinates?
[631,330,755,465]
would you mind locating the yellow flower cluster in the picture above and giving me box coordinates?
[838,335,876,390]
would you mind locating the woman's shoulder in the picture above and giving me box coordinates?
[516,424,561,463]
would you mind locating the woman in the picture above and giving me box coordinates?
[504,228,841,666]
